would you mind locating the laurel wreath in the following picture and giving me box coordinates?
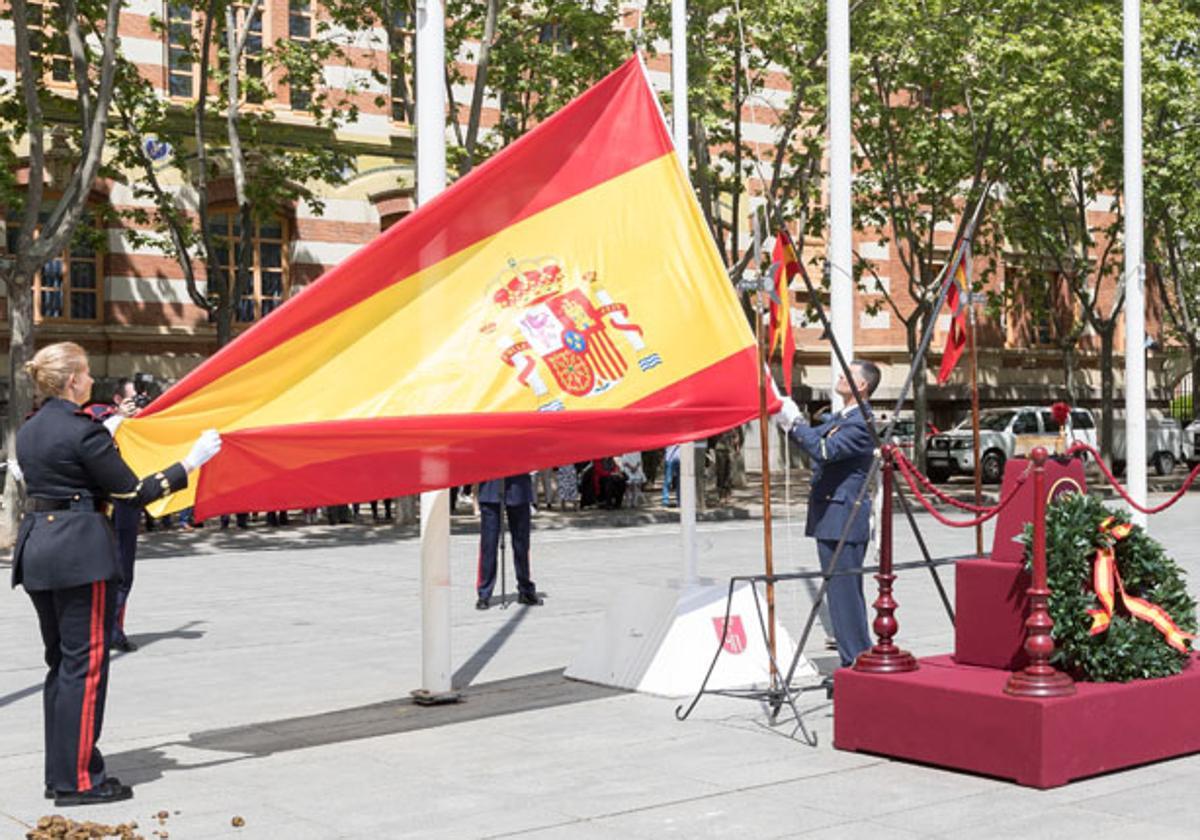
[1023,492,1198,682]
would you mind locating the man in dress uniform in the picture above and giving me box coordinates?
[774,360,881,674]
[14,342,220,806]
[475,474,541,609]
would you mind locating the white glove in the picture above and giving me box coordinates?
[182,429,222,472]
[102,414,124,436]
[6,459,23,485]
[772,397,802,432]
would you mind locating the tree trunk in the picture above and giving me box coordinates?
[1063,342,1076,403]
[2,275,36,544]
[907,316,929,472]
[462,0,499,171]
[1099,326,1115,461]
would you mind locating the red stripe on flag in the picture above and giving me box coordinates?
[147,58,673,417]
[192,349,768,519]
[76,580,106,792]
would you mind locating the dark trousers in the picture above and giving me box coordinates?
[29,581,117,793]
[477,502,534,601]
[112,502,139,643]
[817,539,874,667]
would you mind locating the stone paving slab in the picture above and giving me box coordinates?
[3,493,1200,838]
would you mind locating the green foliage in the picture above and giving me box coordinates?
[1026,492,1197,682]
[445,0,630,174]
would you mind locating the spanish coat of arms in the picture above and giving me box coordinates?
[481,257,663,411]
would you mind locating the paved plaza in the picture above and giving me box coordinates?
[4,492,1200,839]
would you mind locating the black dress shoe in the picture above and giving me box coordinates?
[112,637,138,653]
[821,676,835,700]
[516,592,543,606]
[475,598,490,610]
[54,778,133,807]
[46,773,124,799]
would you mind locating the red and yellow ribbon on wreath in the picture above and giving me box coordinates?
[1087,517,1196,653]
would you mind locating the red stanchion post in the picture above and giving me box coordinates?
[1005,446,1076,698]
[854,446,918,674]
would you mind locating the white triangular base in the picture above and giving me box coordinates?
[565,579,816,698]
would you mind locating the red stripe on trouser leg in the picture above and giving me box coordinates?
[76,581,106,792]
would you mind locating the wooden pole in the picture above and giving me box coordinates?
[969,298,983,555]
[755,288,777,684]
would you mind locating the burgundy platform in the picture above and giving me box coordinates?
[835,455,1200,787]
[834,654,1200,788]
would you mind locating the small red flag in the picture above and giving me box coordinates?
[937,244,970,384]
[770,232,799,394]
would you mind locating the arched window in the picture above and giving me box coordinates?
[207,211,288,322]
[4,209,103,324]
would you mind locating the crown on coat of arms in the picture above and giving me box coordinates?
[491,258,565,310]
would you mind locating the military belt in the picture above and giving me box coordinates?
[27,496,106,513]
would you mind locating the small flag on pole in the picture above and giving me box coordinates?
[936,241,971,384]
[770,231,800,394]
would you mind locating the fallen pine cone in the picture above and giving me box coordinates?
[231,817,245,828]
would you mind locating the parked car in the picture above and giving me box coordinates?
[924,407,1098,484]
[1110,412,1184,476]
[874,412,939,463]
[1183,419,1200,470]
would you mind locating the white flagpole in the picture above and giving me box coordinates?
[1124,0,1148,528]
[414,0,456,703]
[672,0,699,584]
[828,0,854,410]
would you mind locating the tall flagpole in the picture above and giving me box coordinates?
[1123,0,1148,528]
[672,0,699,584]
[828,0,854,409]
[413,0,457,704]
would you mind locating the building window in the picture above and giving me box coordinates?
[390,7,414,122]
[288,0,313,111]
[242,3,264,104]
[5,213,103,324]
[207,212,288,322]
[167,2,195,98]
[28,2,71,83]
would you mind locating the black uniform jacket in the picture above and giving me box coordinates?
[12,398,189,591]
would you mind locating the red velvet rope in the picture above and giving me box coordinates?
[1064,442,1200,515]
[892,453,1030,528]
[891,450,997,513]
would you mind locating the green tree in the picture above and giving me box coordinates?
[1144,2,1200,422]
[0,0,124,541]
[994,1,1128,460]
[444,0,630,176]
[112,0,366,348]
[848,0,1007,468]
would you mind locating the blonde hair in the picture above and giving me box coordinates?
[25,342,88,398]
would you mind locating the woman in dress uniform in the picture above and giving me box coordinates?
[11,342,221,806]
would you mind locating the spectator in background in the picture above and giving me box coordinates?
[596,457,627,509]
[555,463,579,511]
[620,452,646,508]
[661,444,681,507]
[712,427,744,504]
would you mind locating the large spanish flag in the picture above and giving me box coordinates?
[117,57,764,518]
